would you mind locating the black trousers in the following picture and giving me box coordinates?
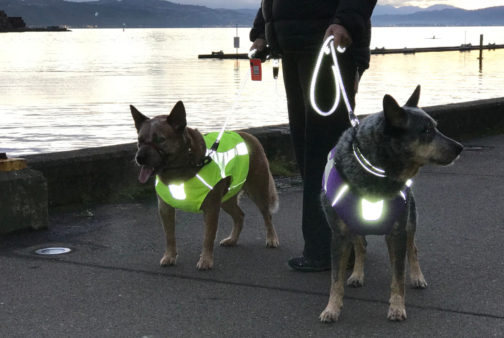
[281,50,358,261]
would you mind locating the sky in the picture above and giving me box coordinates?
[66,0,504,10]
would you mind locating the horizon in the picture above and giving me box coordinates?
[63,0,504,11]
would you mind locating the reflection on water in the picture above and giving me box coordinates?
[1,27,503,155]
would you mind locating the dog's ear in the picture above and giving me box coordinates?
[130,105,149,132]
[405,85,421,107]
[167,101,187,133]
[383,94,408,129]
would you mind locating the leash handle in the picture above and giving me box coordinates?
[309,35,359,127]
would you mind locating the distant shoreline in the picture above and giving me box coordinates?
[0,26,69,33]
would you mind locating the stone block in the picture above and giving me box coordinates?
[0,168,48,235]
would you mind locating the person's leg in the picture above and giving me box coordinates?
[281,52,306,179]
[290,51,358,270]
[283,51,331,271]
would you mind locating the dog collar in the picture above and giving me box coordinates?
[323,147,412,235]
[352,142,387,178]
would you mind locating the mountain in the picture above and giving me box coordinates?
[372,5,458,16]
[372,7,504,26]
[0,0,502,28]
[0,0,254,28]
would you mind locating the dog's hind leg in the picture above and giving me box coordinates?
[347,235,366,287]
[158,198,178,267]
[386,231,408,321]
[220,194,244,247]
[244,173,279,248]
[250,191,280,248]
[241,132,279,248]
[249,191,279,248]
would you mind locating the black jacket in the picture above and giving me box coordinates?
[250,0,377,70]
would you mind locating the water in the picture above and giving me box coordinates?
[1,26,503,156]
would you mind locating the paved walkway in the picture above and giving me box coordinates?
[1,134,503,337]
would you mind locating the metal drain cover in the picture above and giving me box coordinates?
[35,247,72,255]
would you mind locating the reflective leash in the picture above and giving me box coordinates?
[311,35,389,178]
[309,35,359,127]
[201,63,250,165]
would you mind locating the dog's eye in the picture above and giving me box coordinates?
[422,126,432,134]
[154,135,166,144]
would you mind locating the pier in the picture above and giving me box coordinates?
[198,43,504,59]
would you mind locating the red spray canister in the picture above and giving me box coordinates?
[250,58,262,81]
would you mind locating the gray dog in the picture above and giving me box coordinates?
[319,86,463,322]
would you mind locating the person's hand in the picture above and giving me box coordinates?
[250,38,266,52]
[324,24,352,49]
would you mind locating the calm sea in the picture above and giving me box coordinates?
[1,26,503,155]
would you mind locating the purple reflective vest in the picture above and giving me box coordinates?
[322,147,410,236]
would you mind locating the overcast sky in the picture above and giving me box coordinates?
[67,0,504,10]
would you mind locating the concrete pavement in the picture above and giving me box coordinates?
[1,134,503,337]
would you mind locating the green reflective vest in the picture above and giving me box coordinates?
[155,131,250,213]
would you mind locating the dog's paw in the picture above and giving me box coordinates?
[347,273,364,288]
[265,234,279,248]
[160,254,177,267]
[219,237,238,247]
[410,274,428,289]
[319,307,341,323]
[196,256,214,270]
[387,305,407,321]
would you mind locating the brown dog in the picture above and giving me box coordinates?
[131,101,279,270]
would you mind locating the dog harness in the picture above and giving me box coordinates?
[155,131,249,213]
[322,146,411,236]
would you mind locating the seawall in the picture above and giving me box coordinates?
[23,97,504,209]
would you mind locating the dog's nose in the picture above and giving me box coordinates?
[135,151,147,165]
[455,141,464,156]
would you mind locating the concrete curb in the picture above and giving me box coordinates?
[0,168,48,234]
[22,98,504,209]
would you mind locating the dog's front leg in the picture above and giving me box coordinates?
[386,229,408,321]
[320,225,353,322]
[347,235,366,287]
[197,180,229,270]
[196,208,220,270]
[158,198,177,266]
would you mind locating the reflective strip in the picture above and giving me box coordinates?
[352,143,387,178]
[210,142,249,178]
[196,174,213,190]
[236,142,248,155]
[332,184,349,207]
[230,178,247,190]
[323,155,334,192]
[361,199,384,221]
[168,183,186,200]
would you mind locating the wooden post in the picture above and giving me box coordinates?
[234,24,240,59]
[479,34,483,71]
[478,34,483,60]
